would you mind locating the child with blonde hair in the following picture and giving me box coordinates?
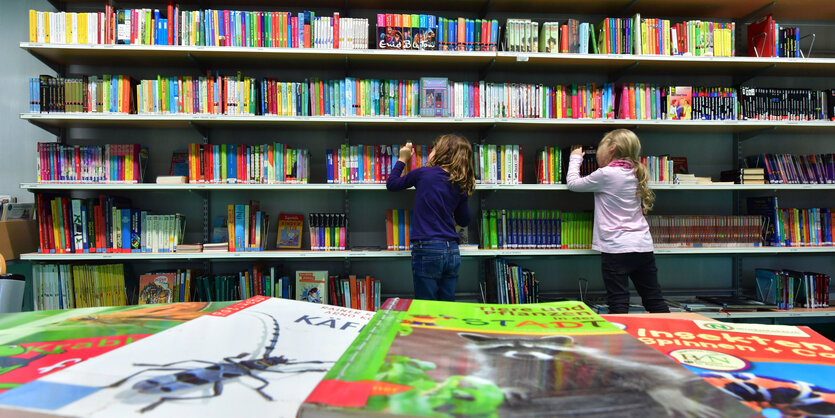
[387,134,475,301]
[567,129,669,314]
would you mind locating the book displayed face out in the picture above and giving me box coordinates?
[0,297,374,417]
[300,299,759,417]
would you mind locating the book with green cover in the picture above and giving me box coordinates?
[299,299,757,417]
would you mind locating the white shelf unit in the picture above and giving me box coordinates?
[20,183,835,191]
[20,246,835,261]
[20,0,835,316]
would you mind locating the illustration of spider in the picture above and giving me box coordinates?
[107,311,332,413]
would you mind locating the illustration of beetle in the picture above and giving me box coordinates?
[107,311,331,413]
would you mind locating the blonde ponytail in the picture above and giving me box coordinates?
[600,129,655,214]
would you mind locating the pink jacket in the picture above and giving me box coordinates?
[566,154,654,253]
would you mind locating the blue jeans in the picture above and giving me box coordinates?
[411,240,460,301]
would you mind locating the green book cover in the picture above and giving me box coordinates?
[489,210,498,249]
[299,298,757,417]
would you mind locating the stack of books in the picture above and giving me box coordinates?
[741,168,766,184]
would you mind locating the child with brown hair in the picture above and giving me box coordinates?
[567,129,669,314]
[386,134,475,301]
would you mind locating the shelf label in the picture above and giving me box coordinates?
[516,55,529,62]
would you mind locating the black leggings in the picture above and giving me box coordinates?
[601,252,669,314]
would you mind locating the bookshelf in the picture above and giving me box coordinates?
[19,183,835,191]
[17,0,835,317]
[18,246,835,262]
[43,0,835,20]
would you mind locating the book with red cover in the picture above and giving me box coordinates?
[603,314,835,417]
[747,15,774,57]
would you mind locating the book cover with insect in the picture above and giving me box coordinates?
[137,274,176,304]
[0,302,232,395]
[299,299,757,417]
[602,315,835,417]
[0,296,373,417]
[276,213,304,249]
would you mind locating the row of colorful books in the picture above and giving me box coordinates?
[755,268,831,310]
[482,257,539,305]
[186,143,309,184]
[474,144,523,185]
[326,144,425,184]
[643,155,676,184]
[378,14,500,52]
[36,143,146,183]
[225,201,269,252]
[328,273,382,311]
[32,263,127,310]
[27,8,735,58]
[139,266,295,304]
[747,196,835,247]
[35,195,184,254]
[748,153,835,184]
[384,210,412,251]
[646,215,764,247]
[29,75,131,114]
[309,213,347,251]
[739,88,832,121]
[481,210,593,249]
[536,146,563,184]
[28,8,369,50]
[747,15,803,58]
[30,75,835,122]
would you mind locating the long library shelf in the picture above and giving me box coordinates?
[20,42,835,76]
[20,183,835,192]
[19,247,835,261]
[41,1,835,24]
[20,113,835,132]
[702,308,835,319]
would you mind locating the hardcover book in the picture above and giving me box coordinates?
[0,297,373,416]
[296,271,328,304]
[276,213,304,249]
[603,315,835,417]
[420,77,448,117]
[137,273,176,304]
[0,302,232,395]
[299,299,756,417]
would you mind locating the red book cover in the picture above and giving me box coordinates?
[334,12,340,49]
[319,80,325,115]
[374,146,381,183]
[207,143,214,183]
[167,1,174,45]
[474,84,480,117]
[238,144,245,183]
[304,21,311,48]
[365,276,372,311]
[560,25,569,53]
[61,197,72,253]
[747,15,774,57]
[518,145,523,183]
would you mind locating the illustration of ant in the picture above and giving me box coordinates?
[107,311,332,413]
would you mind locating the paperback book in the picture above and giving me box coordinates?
[0,302,232,394]
[296,271,328,304]
[0,297,374,417]
[603,315,835,417]
[299,299,756,417]
[276,213,304,249]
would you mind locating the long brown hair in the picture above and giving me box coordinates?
[427,133,475,196]
[600,129,655,213]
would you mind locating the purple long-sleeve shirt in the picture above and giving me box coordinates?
[386,161,470,242]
